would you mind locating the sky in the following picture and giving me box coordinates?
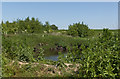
[118,2,120,29]
[2,2,118,29]
[1,0,120,2]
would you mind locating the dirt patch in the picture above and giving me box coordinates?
[9,60,81,76]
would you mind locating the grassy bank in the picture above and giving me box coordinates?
[3,32,96,55]
[2,29,120,77]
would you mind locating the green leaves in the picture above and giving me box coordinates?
[57,52,67,68]
[1,17,59,34]
[67,22,89,37]
[61,29,120,77]
[2,36,45,62]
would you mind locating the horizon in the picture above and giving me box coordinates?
[2,2,118,29]
[1,16,119,30]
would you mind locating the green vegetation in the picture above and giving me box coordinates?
[1,17,120,78]
[67,22,90,37]
[2,17,58,34]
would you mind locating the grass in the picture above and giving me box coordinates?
[2,55,81,77]
[2,31,96,77]
[2,29,119,77]
[3,33,93,55]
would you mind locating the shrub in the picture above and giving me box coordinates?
[61,29,120,77]
[67,22,89,37]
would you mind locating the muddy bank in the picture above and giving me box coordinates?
[50,45,67,52]
[33,43,67,54]
[33,42,89,58]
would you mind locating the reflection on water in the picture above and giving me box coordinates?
[45,53,67,61]
[45,55,59,61]
[44,50,67,61]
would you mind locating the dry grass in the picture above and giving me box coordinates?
[4,60,81,77]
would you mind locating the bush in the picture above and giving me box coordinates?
[2,35,45,62]
[50,24,58,30]
[67,22,89,37]
[1,17,59,34]
[61,29,120,77]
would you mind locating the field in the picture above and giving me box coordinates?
[1,18,120,78]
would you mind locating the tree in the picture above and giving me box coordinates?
[99,28,112,43]
[68,22,89,37]
[18,20,26,33]
[25,16,30,22]
[77,22,89,37]
[50,24,58,30]
[45,21,51,33]
[2,21,8,35]
[67,24,78,36]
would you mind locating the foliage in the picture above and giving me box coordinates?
[57,52,67,68]
[1,18,120,77]
[62,29,120,78]
[50,24,58,30]
[67,22,90,37]
[2,17,58,34]
[2,35,45,62]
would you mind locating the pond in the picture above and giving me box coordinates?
[45,54,59,61]
[45,53,67,61]
[44,50,67,61]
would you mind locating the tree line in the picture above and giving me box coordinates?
[1,17,58,34]
[2,17,91,37]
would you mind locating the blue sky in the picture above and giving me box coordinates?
[2,2,118,29]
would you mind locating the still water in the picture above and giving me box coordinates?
[44,50,67,61]
[45,55,59,61]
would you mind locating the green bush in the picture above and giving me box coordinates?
[67,22,90,37]
[2,35,45,62]
[1,17,58,34]
[60,29,120,77]
[50,24,58,30]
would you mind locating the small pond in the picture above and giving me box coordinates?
[44,50,67,61]
[45,53,67,61]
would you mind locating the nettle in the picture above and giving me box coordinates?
[2,37,44,62]
[77,29,120,77]
[58,29,120,77]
